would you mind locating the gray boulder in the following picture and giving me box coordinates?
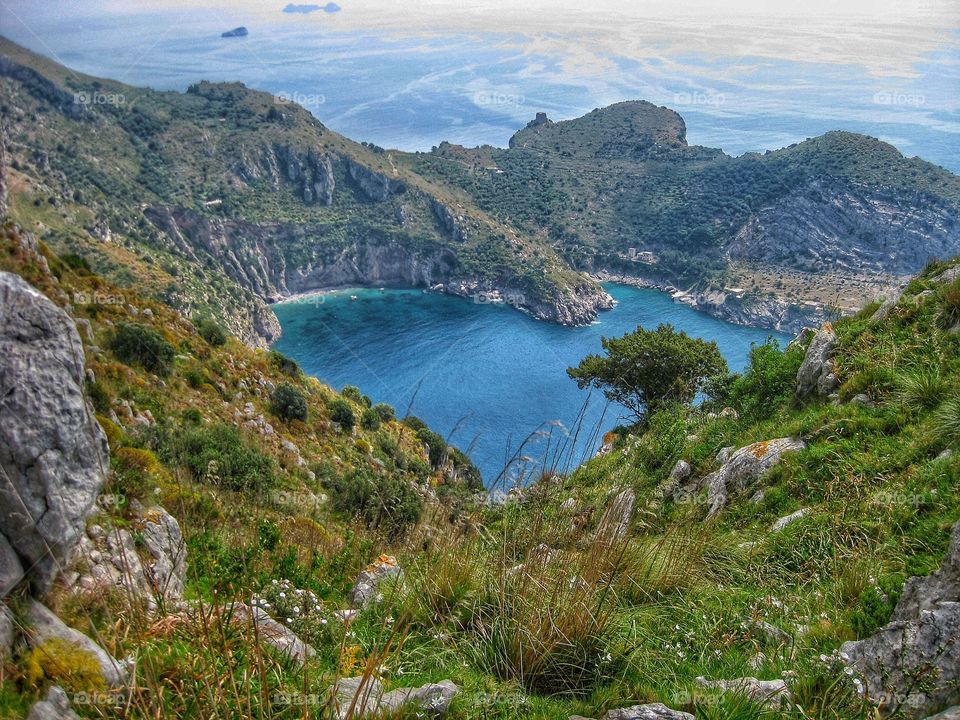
[796,323,840,400]
[841,603,960,717]
[140,506,188,601]
[704,438,806,517]
[669,460,691,484]
[330,676,384,720]
[380,680,459,715]
[232,604,315,667]
[923,708,960,720]
[349,554,402,607]
[870,291,904,325]
[894,521,960,621]
[0,272,109,595]
[695,676,792,708]
[26,685,80,720]
[770,508,810,533]
[0,603,13,659]
[24,599,127,687]
[602,704,695,719]
[842,521,960,717]
[596,488,636,544]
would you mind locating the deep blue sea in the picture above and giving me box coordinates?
[272,285,789,486]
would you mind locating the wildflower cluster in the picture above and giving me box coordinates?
[254,578,335,644]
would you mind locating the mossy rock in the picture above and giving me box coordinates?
[24,637,108,692]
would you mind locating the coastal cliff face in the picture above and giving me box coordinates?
[144,205,611,332]
[726,177,960,276]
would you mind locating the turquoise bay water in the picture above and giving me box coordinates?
[272,285,788,486]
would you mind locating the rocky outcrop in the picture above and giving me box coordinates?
[726,176,960,278]
[796,323,840,400]
[699,439,806,517]
[70,506,187,609]
[596,488,635,544]
[380,679,459,715]
[25,599,128,687]
[345,159,405,201]
[675,286,830,335]
[589,270,826,335]
[232,603,315,667]
[25,686,80,720]
[695,676,792,708]
[841,521,960,717]
[349,554,402,607]
[894,521,960,621]
[597,704,695,720]
[330,676,459,719]
[0,272,109,595]
[431,199,469,242]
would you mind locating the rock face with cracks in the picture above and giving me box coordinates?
[0,271,109,596]
[842,521,960,717]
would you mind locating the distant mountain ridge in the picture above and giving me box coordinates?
[2,35,958,342]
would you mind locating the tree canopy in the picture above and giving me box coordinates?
[567,323,727,420]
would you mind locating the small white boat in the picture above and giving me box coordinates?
[350,295,358,301]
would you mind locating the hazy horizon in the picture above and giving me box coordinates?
[1,0,957,169]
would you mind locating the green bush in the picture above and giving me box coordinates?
[416,427,447,468]
[402,415,428,432]
[158,423,275,492]
[195,317,227,346]
[268,350,301,377]
[360,406,381,431]
[328,397,355,431]
[342,385,371,407]
[85,380,111,414]
[270,381,308,422]
[107,322,175,376]
[328,468,422,537]
[449,447,483,491]
[373,403,396,423]
[709,340,803,420]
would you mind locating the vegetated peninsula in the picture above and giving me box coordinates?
[1,33,958,349]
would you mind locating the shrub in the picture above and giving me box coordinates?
[328,469,422,537]
[568,323,727,421]
[195,317,227,346]
[328,397,355,431]
[709,340,803,420]
[183,367,206,389]
[373,403,395,423]
[107,322,175,376]
[270,382,308,422]
[360,406,381,431]
[402,415,427,432]
[416,427,447,468]
[160,424,275,492]
[268,350,301,377]
[449,447,483,491]
[86,380,111,414]
[341,385,370,406]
